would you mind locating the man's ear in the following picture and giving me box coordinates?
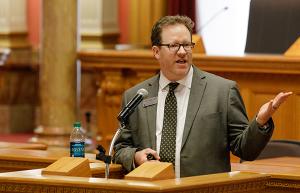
[152,46,160,60]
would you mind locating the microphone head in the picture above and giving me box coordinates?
[137,88,148,98]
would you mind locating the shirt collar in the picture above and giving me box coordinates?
[159,66,193,90]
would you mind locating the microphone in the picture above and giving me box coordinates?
[197,6,229,34]
[117,88,148,124]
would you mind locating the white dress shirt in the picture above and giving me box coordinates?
[156,66,193,178]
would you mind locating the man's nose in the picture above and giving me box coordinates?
[177,45,187,54]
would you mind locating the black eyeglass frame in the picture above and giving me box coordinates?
[157,42,195,52]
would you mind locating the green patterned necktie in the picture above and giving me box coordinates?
[160,82,179,165]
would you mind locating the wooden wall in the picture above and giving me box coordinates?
[0,50,38,134]
[2,49,300,151]
[79,50,300,149]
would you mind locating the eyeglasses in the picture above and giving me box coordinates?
[158,42,195,52]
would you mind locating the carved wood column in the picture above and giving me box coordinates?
[32,0,78,146]
[129,0,166,46]
[96,70,125,149]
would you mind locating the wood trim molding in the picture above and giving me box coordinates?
[0,32,30,49]
[79,50,300,75]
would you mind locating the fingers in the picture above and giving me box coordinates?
[256,100,273,125]
[256,92,293,125]
[134,148,159,166]
[268,100,275,111]
[268,100,278,112]
[272,92,293,110]
[144,148,160,161]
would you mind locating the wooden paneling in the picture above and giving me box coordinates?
[79,49,300,150]
[232,157,300,193]
[0,49,38,134]
[129,0,166,45]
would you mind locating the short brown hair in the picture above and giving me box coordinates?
[151,15,195,46]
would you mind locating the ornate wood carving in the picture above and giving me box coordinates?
[267,178,300,190]
[0,180,266,193]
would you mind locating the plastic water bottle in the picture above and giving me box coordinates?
[70,122,85,157]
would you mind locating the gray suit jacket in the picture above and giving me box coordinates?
[114,66,273,177]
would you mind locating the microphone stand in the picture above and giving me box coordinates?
[105,123,126,179]
[96,122,126,179]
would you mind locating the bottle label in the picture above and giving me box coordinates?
[70,142,85,157]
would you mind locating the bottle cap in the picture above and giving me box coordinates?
[73,121,81,128]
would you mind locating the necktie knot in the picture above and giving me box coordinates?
[169,82,179,92]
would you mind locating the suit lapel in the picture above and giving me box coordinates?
[181,67,207,149]
[144,75,159,150]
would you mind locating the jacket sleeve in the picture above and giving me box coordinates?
[227,82,274,161]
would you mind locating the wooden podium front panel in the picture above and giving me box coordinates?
[0,169,268,193]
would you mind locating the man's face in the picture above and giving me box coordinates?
[152,24,193,81]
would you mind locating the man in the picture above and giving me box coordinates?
[113,15,292,178]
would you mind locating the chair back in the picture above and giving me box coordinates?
[257,140,300,160]
[245,0,300,54]
[240,140,300,163]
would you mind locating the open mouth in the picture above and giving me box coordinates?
[176,59,187,64]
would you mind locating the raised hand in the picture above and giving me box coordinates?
[256,92,293,125]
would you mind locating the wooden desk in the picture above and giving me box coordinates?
[0,169,268,193]
[0,142,47,150]
[79,49,300,150]
[0,148,67,172]
[242,157,300,168]
[232,157,300,192]
[0,148,123,178]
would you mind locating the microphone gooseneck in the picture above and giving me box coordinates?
[197,6,229,34]
[117,88,148,125]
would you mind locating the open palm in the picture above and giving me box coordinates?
[256,92,293,125]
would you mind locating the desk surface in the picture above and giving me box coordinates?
[0,148,123,178]
[0,142,47,150]
[242,157,300,167]
[232,157,300,179]
[0,148,70,163]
